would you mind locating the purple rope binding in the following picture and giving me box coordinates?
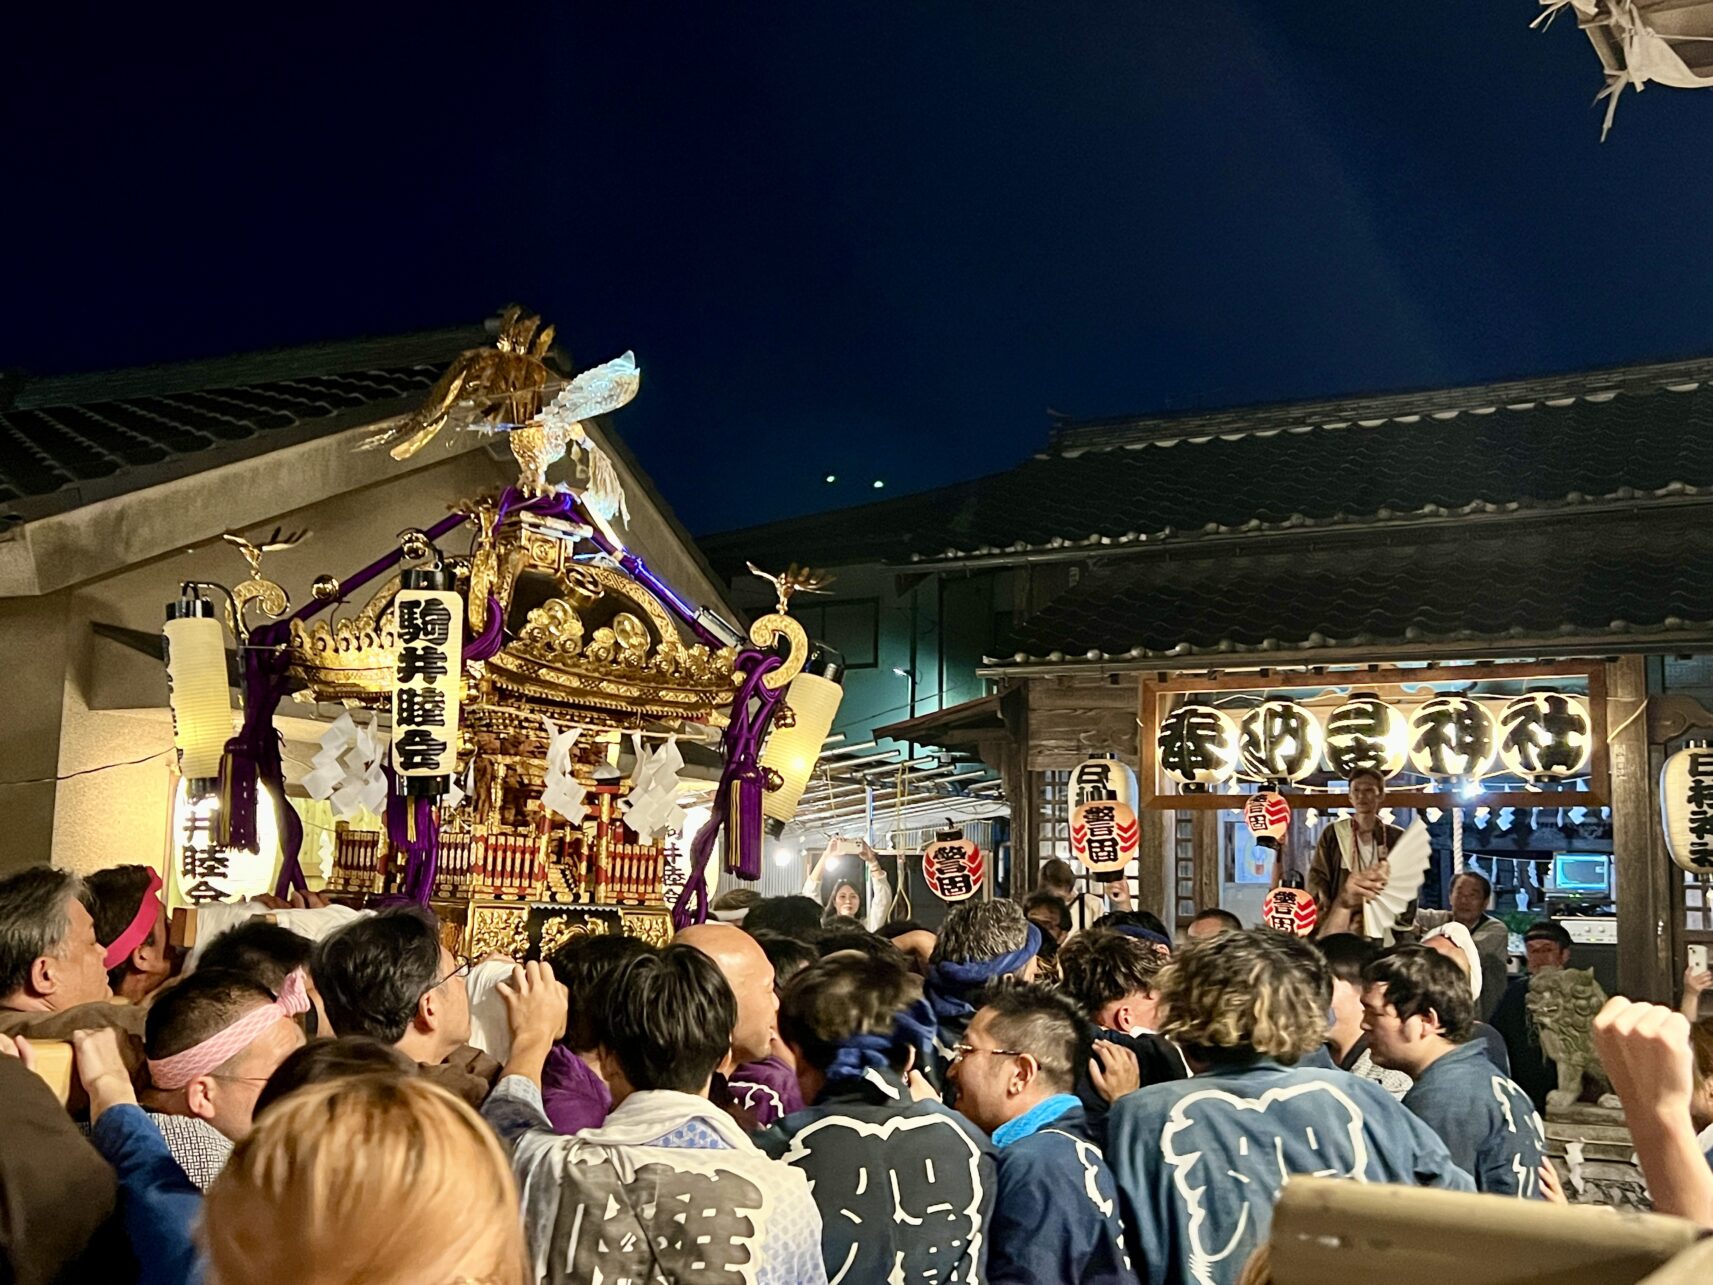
[672,648,788,929]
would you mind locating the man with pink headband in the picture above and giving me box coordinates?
[137,966,308,1187]
[87,864,179,1005]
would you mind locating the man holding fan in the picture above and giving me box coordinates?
[1310,768,1416,942]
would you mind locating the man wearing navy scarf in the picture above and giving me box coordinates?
[756,951,996,1284]
[952,984,1135,1284]
[923,900,1043,1086]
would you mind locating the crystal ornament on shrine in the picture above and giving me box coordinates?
[1325,694,1408,779]
[1407,696,1498,781]
[1238,700,1325,784]
[1157,702,1239,789]
[1498,693,1592,781]
[1661,742,1713,874]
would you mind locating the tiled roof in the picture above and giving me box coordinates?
[699,354,1713,572]
[993,512,1713,667]
[0,328,485,524]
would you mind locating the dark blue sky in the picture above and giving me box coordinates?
[6,5,1710,532]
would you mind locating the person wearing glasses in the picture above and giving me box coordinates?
[756,951,995,1284]
[135,967,309,1189]
[311,908,492,1105]
[949,985,1133,1285]
[1105,929,1472,1285]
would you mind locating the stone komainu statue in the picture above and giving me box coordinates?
[1526,966,1618,1111]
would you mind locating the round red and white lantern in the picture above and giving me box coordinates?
[924,832,984,902]
[1244,791,1292,849]
[1070,798,1140,875]
[1262,885,1318,937]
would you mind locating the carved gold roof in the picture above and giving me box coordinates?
[287,507,738,726]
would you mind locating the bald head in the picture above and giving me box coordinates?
[677,923,777,1065]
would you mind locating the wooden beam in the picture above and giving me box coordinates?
[1611,655,1672,1002]
[1192,808,1220,913]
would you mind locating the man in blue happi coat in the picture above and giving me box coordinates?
[1106,928,1474,1285]
[952,983,1136,1285]
[1363,944,1549,1198]
[755,949,996,1284]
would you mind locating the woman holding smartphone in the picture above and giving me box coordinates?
[802,837,893,932]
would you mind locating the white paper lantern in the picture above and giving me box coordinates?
[1325,694,1408,779]
[1238,700,1325,783]
[761,649,845,825]
[163,595,233,784]
[167,778,279,910]
[1661,742,1713,874]
[1497,692,1591,780]
[1156,703,1239,788]
[391,568,464,793]
[1407,696,1497,780]
[1070,755,1139,811]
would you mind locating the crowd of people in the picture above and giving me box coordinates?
[0,852,1710,1285]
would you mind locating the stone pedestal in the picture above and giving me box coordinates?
[1544,1101,1649,1209]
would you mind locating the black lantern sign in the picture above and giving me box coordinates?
[1238,700,1324,783]
[1498,693,1592,780]
[1407,696,1496,780]
[1157,702,1238,789]
[1325,694,1407,779]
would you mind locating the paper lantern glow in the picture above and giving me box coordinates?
[1238,701,1325,783]
[1498,693,1592,780]
[1070,799,1140,875]
[1407,696,1497,780]
[1662,743,1713,874]
[924,832,984,902]
[1325,694,1408,779]
[1157,703,1239,788]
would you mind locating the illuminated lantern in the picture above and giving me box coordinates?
[1325,693,1408,779]
[391,567,464,796]
[1071,754,1138,811]
[163,590,233,787]
[1238,701,1325,783]
[1407,696,1497,780]
[1498,692,1592,780]
[1262,885,1318,937]
[924,829,984,902]
[1661,742,1713,874]
[167,777,279,910]
[1070,799,1140,875]
[1157,702,1239,789]
[760,646,846,826]
[1244,791,1291,849]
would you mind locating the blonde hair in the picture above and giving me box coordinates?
[202,1075,527,1285]
[1157,928,1331,1061]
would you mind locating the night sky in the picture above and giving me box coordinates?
[6,5,1711,533]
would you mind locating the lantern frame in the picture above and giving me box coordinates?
[1138,659,1609,811]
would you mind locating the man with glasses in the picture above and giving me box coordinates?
[135,967,308,1187]
[311,908,491,1103]
[950,985,1132,1284]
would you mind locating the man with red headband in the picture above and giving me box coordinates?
[87,864,178,1005]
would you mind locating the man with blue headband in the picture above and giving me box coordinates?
[756,951,996,1283]
[923,900,1043,1082]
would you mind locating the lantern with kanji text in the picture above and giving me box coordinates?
[923,829,984,902]
[1325,693,1408,780]
[1262,884,1318,937]
[1497,692,1591,781]
[1662,741,1713,875]
[1244,791,1291,849]
[1407,696,1497,781]
[1238,700,1325,783]
[391,566,464,797]
[1070,798,1140,875]
[1157,702,1239,789]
